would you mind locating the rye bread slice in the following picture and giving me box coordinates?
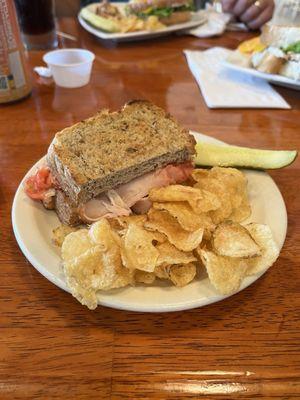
[47,100,195,205]
[55,190,81,226]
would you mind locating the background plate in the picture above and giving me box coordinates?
[12,132,287,312]
[223,59,300,91]
[78,3,206,42]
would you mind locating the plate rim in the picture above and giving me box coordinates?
[12,132,287,312]
[223,59,300,90]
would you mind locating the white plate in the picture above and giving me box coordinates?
[12,132,287,312]
[223,59,300,91]
[78,3,206,42]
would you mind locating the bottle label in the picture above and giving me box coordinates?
[0,0,31,102]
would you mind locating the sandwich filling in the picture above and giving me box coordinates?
[25,162,193,224]
[127,0,193,19]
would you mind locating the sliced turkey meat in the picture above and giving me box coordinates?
[79,162,193,223]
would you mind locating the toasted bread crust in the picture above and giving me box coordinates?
[159,11,191,25]
[47,100,195,205]
[55,190,81,226]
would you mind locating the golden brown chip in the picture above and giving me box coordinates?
[89,219,122,249]
[230,196,251,223]
[118,215,147,229]
[149,185,211,214]
[61,229,94,262]
[154,263,170,279]
[66,249,132,310]
[144,229,167,244]
[213,221,261,258]
[156,241,197,265]
[169,263,197,287]
[145,209,204,252]
[192,169,210,182]
[134,270,156,284]
[121,222,160,272]
[200,249,248,295]
[193,167,250,225]
[211,167,248,209]
[65,276,98,310]
[245,223,279,275]
[64,223,134,310]
[52,224,78,247]
[200,190,222,212]
[152,201,215,232]
[144,15,165,31]
[194,177,232,224]
[108,215,147,237]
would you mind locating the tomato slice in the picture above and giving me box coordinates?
[24,167,55,200]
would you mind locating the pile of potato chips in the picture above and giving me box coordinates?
[55,167,279,310]
[118,15,166,33]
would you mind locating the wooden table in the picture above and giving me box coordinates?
[1,19,299,399]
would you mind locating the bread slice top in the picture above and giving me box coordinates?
[47,100,196,205]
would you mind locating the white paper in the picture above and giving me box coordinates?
[34,66,52,78]
[187,6,247,38]
[188,9,230,37]
[184,47,291,109]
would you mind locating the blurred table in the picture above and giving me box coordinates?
[0,18,300,399]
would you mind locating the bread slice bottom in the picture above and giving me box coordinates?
[55,190,81,226]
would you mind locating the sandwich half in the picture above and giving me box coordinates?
[251,25,300,79]
[126,0,193,25]
[25,100,196,225]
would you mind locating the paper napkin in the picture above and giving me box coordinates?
[188,6,247,38]
[184,47,291,109]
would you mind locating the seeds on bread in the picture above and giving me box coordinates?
[47,100,195,205]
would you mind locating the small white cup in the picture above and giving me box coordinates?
[43,48,95,88]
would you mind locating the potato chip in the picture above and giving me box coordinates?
[210,167,248,209]
[156,241,196,265]
[194,177,232,224]
[154,263,170,279]
[134,270,156,284]
[245,223,279,275]
[145,230,167,244]
[64,231,133,309]
[66,276,98,310]
[152,201,215,232]
[145,209,204,252]
[210,166,246,184]
[108,215,147,238]
[200,249,248,295]
[89,219,122,249]
[144,15,165,31]
[149,185,212,214]
[200,190,222,212]
[61,229,94,262]
[121,222,160,272]
[52,224,78,247]
[213,221,261,258]
[193,167,250,224]
[192,169,210,182]
[169,263,197,287]
[117,215,147,229]
[230,196,251,223]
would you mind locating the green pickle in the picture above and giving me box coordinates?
[81,7,120,32]
[194,142,297,170]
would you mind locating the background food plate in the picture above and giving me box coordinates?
[78,3,207,42]
[223,59,300,91]
[12,132,287,312]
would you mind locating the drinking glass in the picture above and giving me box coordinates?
[14,0,58,50]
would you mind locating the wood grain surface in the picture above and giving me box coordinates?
[0,18,300,399]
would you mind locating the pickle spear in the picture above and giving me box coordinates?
[195,142,297,169]
[80,8,120,33]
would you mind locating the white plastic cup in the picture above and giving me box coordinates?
[43,48,95,88]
